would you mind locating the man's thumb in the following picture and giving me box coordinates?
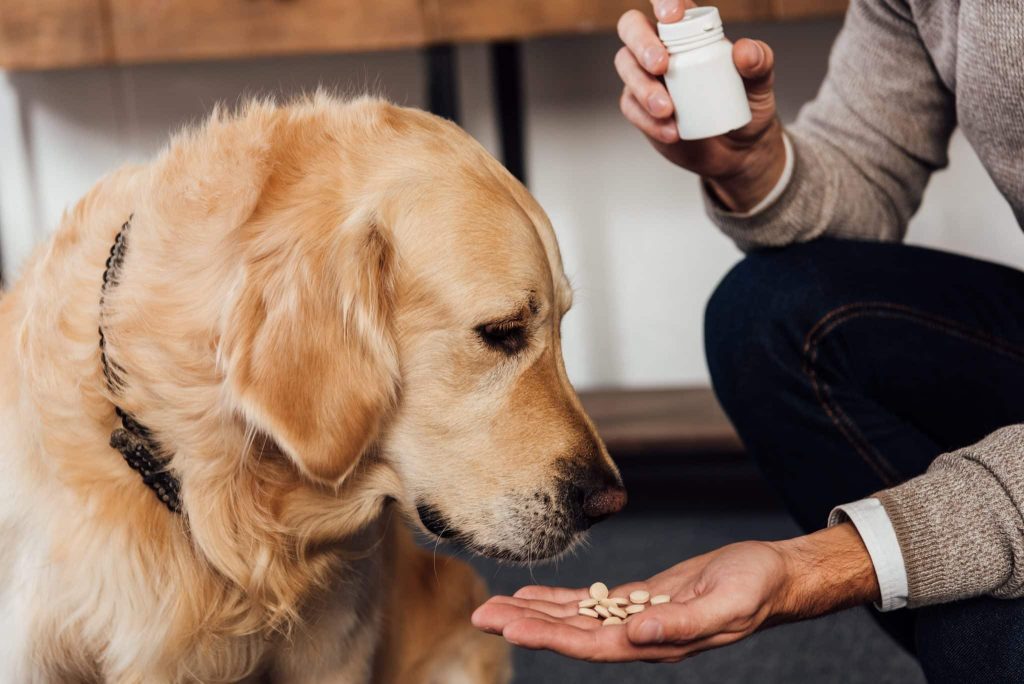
[627,603,702,645]
[734,39,775,94]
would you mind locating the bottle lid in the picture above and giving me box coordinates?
[657,6,723,43]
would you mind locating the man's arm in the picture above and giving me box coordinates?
[708,0,957,249]
[776,522,881,618]
[472,523,879,662]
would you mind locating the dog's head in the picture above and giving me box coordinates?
[377,113,627,561]
[147,96,624,562]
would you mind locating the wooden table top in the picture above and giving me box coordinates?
[1,0,848,71]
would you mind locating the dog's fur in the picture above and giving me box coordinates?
[0,94,623,682]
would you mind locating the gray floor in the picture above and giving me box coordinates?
[461,462,925,683]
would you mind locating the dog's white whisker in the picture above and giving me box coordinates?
[431,522,452,586]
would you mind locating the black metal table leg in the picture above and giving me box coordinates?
[426,44,460,125]
[491,41,526,186]
[426,41,527,187]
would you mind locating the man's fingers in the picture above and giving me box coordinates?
[650,0,698,24]
[502,617,688,662]
[732,38,777,129]
[617,10,669,75]
[502,618,601,658]
[485,595,580,619]
[471,601,521,635]
[472,600,591,635]
[626,595,749,646]
[615,48,674,118]
[512,585,589,602]
[620,88,679,144]
[733,39,776,95]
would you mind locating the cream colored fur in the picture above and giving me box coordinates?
[0,94,617,682]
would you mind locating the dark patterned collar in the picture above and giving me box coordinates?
[99,216,183,514]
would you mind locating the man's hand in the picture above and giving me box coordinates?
[472,523,880,663]
[615,0,786,212]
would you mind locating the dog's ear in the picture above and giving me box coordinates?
[224,217,399,486]
[147,103,277,233]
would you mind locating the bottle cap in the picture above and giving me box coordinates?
[657,6,723,43]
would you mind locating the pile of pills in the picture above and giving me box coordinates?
[578,582,671,626]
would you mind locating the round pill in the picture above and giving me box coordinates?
[578,607,599,618]
[589,582,609,600]
[650,594,671,605]
[603,616,623,626]
[609,597,629,606]
[629,590,650,604]
[594,604,611,618]
[608,606,628,619]
[625,604,646,614]
[578,598,599,608]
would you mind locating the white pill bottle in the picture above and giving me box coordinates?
[658,6,752,140]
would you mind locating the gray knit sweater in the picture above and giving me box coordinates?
[705,0,1024,607]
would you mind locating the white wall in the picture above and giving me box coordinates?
[1,18,1020,390]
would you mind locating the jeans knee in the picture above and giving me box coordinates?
[704,241,855,418]
[705,251,802,405]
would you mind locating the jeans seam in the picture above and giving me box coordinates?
[801,302,1024,487]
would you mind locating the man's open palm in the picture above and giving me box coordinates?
[471,541,793,663]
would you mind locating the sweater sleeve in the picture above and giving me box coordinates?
[705,0,957,250]
[874,426,1024,608]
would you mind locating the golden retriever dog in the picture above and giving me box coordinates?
[0,93,626,683]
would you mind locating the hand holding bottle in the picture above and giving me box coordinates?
[615,1,787,212]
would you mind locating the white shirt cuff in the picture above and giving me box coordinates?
[714,131,795,218]
[828,498,909,611]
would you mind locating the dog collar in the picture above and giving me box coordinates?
[99,216,183,514]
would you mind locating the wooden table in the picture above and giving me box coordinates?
[1,1,848,71]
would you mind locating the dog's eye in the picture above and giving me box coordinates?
[476,321,528,354]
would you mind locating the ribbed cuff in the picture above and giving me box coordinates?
[874,460,1015,608]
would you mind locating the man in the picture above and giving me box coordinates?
[472,0,1024,680]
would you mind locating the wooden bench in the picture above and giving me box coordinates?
[580,386,743,458]
[580,388,774,509]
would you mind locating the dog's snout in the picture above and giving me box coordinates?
[582,484,627,522]
[569,460,627,527]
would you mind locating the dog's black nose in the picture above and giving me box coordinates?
[564,454,627,528]
[582,484,628,522]
[572,463,627,526]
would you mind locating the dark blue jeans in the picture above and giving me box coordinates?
[705,238,1024,683]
